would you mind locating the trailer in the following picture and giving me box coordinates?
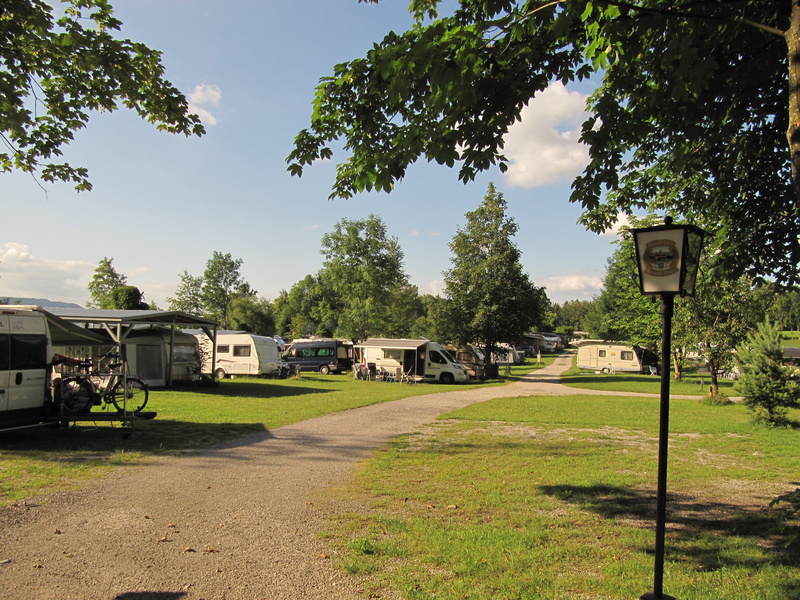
[574,340,658,374]
[195,331,284,379]
[354,338,470,384]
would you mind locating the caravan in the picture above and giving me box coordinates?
[574,340,658,374]
[195,331,284,379]
[355,338,470,384]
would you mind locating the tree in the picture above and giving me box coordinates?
[736,320,800,425]
[167,271,204,315]
[289,1,800,286]
[319,214,407,339]
[444,183,548,374]
[109,285,148,310]
[87,257,127,309]
[682,276,773,396]
[202,251,254,328]
[228,296,275,337]
[2,0,204,190]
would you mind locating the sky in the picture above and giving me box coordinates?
[1,0,622,309]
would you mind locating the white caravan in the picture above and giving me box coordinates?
[195,331,283,379]
[574,340,657,374]
[354,338,470,384]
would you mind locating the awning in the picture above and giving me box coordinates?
[44,311,111,346]
[354,338,427,350]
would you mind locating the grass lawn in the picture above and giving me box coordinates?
[325,394,800,600]
[0,357,554,507]
[559,356,738,397]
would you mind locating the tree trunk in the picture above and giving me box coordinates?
[671,348,684,381]
[786,0,800,203]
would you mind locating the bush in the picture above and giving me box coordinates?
[735,320,800,425]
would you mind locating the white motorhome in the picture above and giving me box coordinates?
[0,305,108,430]
[195,331,283,379]
[354,338,470,384]
[574,340,658,374]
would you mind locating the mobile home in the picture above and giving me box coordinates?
[574,340,658,374]
[444,344,485,378]
[195,331,283,379]
[355,338,470,384]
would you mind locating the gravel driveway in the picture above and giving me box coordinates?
[0,353,644,600]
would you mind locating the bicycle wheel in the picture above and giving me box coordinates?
[60,378,94,413]
[110,378,149,412]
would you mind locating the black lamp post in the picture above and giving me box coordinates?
[631,217,707,600]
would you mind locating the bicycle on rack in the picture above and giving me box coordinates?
[55,352,149,414]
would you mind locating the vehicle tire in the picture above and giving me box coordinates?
[440,372,455,385]
[319,365,331,375]
[111,378,149,412]
[214,368,226,380]
[60,378,94,413]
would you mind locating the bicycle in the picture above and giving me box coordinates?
[55,352,149,414]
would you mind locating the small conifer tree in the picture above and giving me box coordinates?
[735,321,800,425]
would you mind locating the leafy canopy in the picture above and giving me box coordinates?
[2,0,204,190]
[289,0,799,285]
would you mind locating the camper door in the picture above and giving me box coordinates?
[0,311,49,424]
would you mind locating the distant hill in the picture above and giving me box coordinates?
[2,298,83,309]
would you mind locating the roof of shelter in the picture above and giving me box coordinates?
[46,308,217,328]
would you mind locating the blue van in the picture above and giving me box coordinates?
[282,339,352,374]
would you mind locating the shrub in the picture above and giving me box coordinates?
[735,320,800,425]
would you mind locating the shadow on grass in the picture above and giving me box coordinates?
[540,483,800,574]
[173,379,334,399]
[0,420,270,456]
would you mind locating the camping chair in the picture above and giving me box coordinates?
[399,368,416,384]
[367,363,378,381]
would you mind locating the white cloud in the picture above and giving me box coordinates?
[601,213,631,237]
[188,84,222,126]
[424,280,446,296]
[540,274,603,302]
[0,243,94,305]
[503,82,590,188]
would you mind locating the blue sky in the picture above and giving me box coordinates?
[1,0,621,308]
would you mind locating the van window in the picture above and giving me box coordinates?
[317,347,334,357]
[598,350,607,358]
[0,334,9,370]
[233,345,251,357]
[429,351,447,364]
[337,346,349,359]
[298,348,316,358]
[217,345,230,354]
[621,351,634,361]
[10,334,47,370]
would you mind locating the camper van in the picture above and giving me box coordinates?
[0,305,110,430]
[282,339,352,374]
[195,331,284,379]
[574,340,658,374]
[355,338,470,384]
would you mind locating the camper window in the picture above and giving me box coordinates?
[598,350,607,358]
[621,351,634,361]
[233,345,251,357]
[430,351,447,364]
[218,345,230,354]
[10,334,47,370]
[383,349,401,360]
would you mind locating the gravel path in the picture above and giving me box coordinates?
[0,354,671,600]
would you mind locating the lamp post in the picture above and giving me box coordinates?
[631,217,707,600]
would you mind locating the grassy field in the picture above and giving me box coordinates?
[325,393,800,600]
[0,358,551,507]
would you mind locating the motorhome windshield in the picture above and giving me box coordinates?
[441,349,458,363]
